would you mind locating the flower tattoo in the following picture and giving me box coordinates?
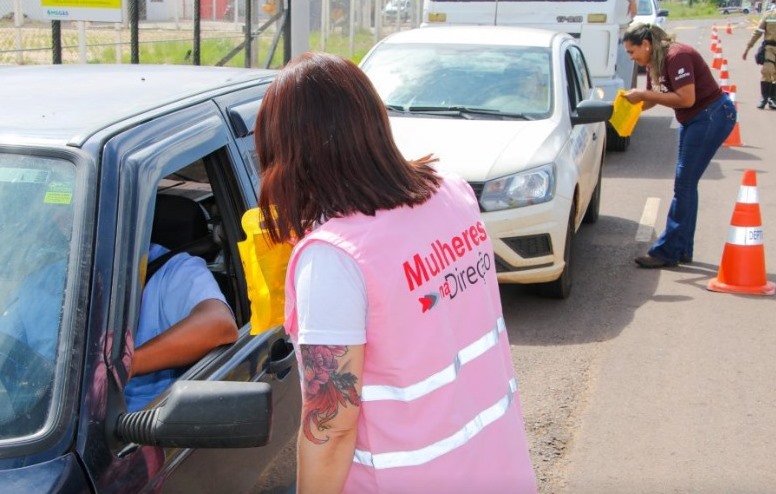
[300,345,361,445]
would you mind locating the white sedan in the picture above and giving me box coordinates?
[360,26,612,298]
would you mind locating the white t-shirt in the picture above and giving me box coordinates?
[293,243,367,346]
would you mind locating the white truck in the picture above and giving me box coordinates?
[421,0,660,151]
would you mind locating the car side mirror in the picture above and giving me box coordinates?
[658,9,669,16]
[571,100,613,126]
[115,380,272,448]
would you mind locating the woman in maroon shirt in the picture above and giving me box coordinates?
[622,23,737,268]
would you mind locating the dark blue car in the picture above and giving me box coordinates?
[0,64,300,493]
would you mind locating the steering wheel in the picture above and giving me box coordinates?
[0,332,55,436]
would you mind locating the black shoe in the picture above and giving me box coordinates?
[758,98,768,109]
[679,255,693,264]
[769,98,776,110]
[635,255,678,269]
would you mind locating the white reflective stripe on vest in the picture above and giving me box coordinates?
[360,317,507,402]
[727,225,764,246]
[736,185,759,204]
[353,378,518,470]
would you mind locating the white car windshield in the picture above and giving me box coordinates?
[361,43,552,118]
[0,155,76,440]
[637,0,655,15]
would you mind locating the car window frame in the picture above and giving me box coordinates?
[103,101,237,401]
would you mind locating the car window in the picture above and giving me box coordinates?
[564,49,583,111]
[121,150,252,412]
[637,0,655,15]
[152,158,249,325]
[0,155,77,440]
[568,46,592,97]
[361,43,552,117]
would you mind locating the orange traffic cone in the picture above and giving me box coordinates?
[710,28,718,53]
[712,43,723,70]
[726,22,733,35]
[718,59,730,91]
[708,170,775,295]
[723,84,743,147]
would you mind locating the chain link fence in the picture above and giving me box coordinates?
[0,0,420,66]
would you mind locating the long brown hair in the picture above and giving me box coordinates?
[254,52,441,244]
[623,23,674,90]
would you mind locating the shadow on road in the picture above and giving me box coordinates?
[499,214,660,346]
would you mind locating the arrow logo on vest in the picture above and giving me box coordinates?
[419,293,439,313]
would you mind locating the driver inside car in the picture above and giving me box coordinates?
[0,196,239,417]
[123,241,238,411]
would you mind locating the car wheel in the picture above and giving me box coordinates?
[583,161,603,224]
[606,124,630,152]
[743,8,749,13]
[536,207,575,299]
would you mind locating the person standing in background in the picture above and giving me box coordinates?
[742,7,776,109]
[254,52,537,494]
[622,23,736,268]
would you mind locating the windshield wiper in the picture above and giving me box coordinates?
[406,106,533,120]
[385,104,407,113]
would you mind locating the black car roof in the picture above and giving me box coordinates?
[0,64,277,147]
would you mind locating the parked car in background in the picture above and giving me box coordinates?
[633,0,669,27]
[718,1,752,14]
[360,26,613,298]
[384,0,411,22]
[633,0,669,73]
[0,64,299,493]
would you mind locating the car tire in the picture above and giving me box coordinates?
[536,207,575,299]
[606,124,630,152]
[743,8,749,13]
[583,161,603,224]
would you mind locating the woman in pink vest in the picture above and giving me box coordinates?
[254,52,537,494]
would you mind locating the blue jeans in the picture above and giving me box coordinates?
[649,94,737,262]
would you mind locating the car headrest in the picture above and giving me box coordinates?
[151,194,210,251]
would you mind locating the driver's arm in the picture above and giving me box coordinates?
[130,252,238,379]
[131,298,237,377]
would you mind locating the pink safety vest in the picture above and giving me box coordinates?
[285,171,537,494]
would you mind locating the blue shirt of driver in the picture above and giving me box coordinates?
[124,243,228,412]
[0,243,228,413]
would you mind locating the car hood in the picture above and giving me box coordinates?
[388,116,563,183]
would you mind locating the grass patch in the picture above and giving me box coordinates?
[660,0,759,19]
[86,28,378,66]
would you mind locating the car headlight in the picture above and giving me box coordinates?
[479,164,555,212]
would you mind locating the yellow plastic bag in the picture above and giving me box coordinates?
[609,89,643,137]
[237,208,293,335]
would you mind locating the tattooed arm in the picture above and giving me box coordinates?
[296,344,365,494]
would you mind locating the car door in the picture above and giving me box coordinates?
[563,43,601,226]
[81,97,299,494]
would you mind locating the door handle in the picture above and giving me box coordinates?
[268,340,295,376]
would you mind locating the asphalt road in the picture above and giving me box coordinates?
[507,16,776,494]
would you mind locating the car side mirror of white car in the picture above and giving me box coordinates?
[571,100,614,126]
